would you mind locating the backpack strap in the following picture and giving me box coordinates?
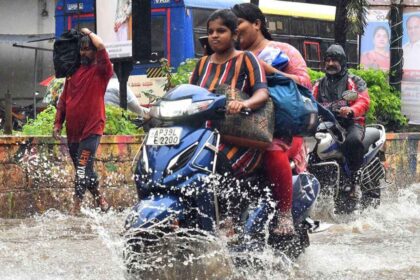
[229,52,245,100]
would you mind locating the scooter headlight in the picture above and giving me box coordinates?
[150,99,213,120]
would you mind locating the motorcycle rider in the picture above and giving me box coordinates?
[312,44,370,208]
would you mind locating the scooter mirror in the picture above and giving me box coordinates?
[342,90,358,101]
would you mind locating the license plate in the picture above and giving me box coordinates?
[146,127,182,146]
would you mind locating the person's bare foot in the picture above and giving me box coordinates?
[69,196,82,216]
[273,211,295,236]
[95,196,110,213]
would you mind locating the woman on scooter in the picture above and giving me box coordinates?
[232,3,312,235]
[189,9,269,227]
[190,9,268,113]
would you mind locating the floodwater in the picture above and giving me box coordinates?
[1,184,419,280]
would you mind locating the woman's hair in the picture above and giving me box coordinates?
[373,26,389,39]
[79,35,97,51]
[207,9,238,34]
[231,3,272,40]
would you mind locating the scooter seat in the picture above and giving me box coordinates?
[363,127,381,153]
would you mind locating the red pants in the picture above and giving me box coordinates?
[264,137,304,212]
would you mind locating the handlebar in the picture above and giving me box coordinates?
[216,107,252,116]
[316,102,347,144]
[240,108,252,116]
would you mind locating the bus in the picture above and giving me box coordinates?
[55,0,358,101]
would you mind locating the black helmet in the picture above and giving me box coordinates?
[324,44,347,68]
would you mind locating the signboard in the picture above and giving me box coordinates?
[128,75,166,105]
[402,7,420,124]
[66,2,84,12]
[367,0,391,5]
[96,0,132,59]
[360,8,390,71]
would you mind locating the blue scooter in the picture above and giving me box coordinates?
[123,84,320,270]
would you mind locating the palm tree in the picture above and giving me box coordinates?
[334,0,369,48]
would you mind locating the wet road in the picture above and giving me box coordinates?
[0,184,419,280]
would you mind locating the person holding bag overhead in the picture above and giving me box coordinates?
[232,3,312,235]
[53,28,113,215]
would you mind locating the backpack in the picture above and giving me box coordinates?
[267,74,318,137]
[53,29,81,78]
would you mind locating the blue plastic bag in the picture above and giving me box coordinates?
[267,74,318,137]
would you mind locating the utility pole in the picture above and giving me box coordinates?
[133,0,151,63]
[389,0,403,92]
[4,91,12,135]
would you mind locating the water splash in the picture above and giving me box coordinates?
[1,185,419,279]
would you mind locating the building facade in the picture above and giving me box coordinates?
[0,0,55,104]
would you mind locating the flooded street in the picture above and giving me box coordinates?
[1,184,419,280]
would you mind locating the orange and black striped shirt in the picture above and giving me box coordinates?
[190,51,267,177]
[190,51,267,97]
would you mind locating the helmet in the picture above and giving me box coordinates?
[324,44,347,69]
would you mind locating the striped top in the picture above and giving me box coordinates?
[190,51,267,97]
[190,51,267,178]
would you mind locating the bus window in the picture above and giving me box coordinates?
[192,9,213,29]
[290,18,304,36]
[71,19,95,32]
[319,21,334,38]
[304,19,318,37]
[266,15,289,35]
[194,32,207,56]
[304,41,321,69]
[289,38,303,54]
[151,16,165,60]
[68,14,95,32]
[192,8,214,57]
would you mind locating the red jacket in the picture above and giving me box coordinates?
[54,49,113,143]
[312,74,370,126]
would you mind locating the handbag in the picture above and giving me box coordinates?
[267,74,318,137]
[213,53,274,149]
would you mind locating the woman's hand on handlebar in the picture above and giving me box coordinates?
[227,100,248,115]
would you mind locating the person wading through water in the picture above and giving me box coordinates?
[53,28,113,214]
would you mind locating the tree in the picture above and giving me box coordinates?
[334,0,369,48]
[250,0,259,5]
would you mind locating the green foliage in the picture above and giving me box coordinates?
[141,89,159,103]
[308,68,326,84]
[308,68,408,132]
[20,105,143,136]
[170,58,199,86]
[160,58,198,92]
[104,105,143,135]
[22,105,57,136]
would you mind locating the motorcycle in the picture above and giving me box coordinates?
[307,90,388,214]
[123,84,320,272]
